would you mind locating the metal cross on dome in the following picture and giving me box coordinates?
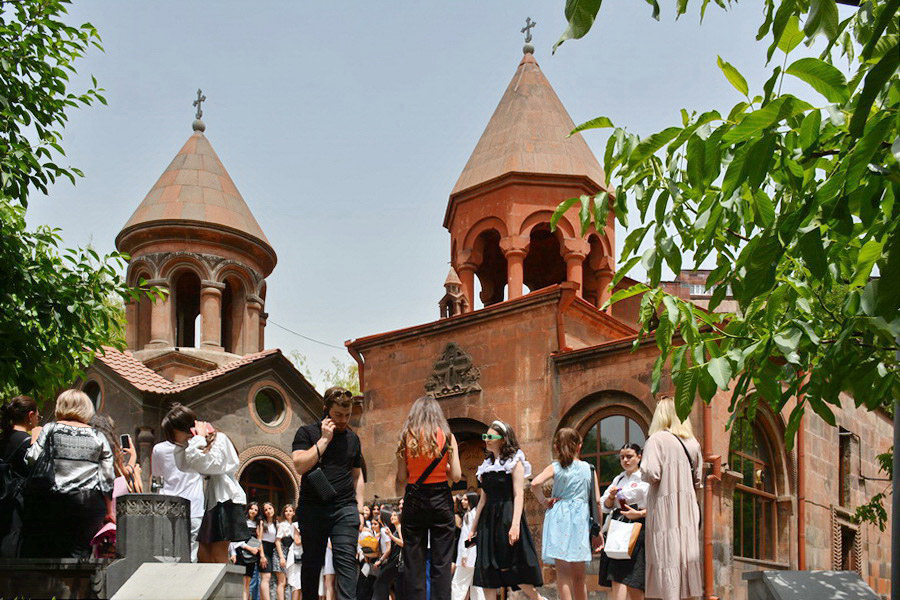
[521,17,536,43]
[193,89,206,120]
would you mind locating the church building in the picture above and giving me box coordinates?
[78,112,323,510]
[346,43,894,599]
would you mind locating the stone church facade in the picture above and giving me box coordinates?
[346,46,894,599]
[78,118,324,511]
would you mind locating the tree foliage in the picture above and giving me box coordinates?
[288,351,361,396]
[0,0,147,401]
[552,0,899,448]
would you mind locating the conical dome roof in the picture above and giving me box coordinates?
[116,130,276,274]
[451,52,605,198]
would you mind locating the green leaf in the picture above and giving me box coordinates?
[752,191,776,227]
[554,0,604,53]
[798,109,821,152]
[707,356,732,390]
[746,135,776,192]
[773,327,802,354]
[777,16,804,54]
[797,228,827,279]
[847,115,893,190]
[570,115,614,136]
[630,127,682,165]
[860,0,900,60]
[721,96,812,144]
[849,42,899,138]
[717,56,749,97]
[550,197,579,232]
[675,369,697,422]
[803,0,838,41]
[785,57,849,103]
[851,238,884,288]
[604,283,649,308]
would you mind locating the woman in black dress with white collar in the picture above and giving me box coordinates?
[467,420,544,600]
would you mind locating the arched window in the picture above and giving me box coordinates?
[83,380,102,410]
[133,270,152,349]
[174,271,201,348]
[473,230,506,307]
[240,459,293,508]
[730,416,776,561]
[523,224,566,292]
[221,276,246,354]
[580,414,647,487]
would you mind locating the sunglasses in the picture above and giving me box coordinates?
[482,433,503,441]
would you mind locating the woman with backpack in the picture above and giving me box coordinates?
[0,396,38,557]
[394,396,462,600]
[162,403,246,564]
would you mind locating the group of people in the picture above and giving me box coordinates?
[0,384,703,600]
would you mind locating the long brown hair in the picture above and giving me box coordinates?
[553,427,581,468]
[397,396,451,459]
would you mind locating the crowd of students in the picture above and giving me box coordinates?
[0,386,703,600]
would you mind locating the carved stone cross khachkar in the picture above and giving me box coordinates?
[521,17,536,44]
[425,342,482,399]
[193,88,206,120]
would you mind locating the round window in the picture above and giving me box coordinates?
[83,380,102,409]
[254,388,285,425]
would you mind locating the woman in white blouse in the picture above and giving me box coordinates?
[598,443,649,600]
[162,404,246,563]
[451,491,484,600]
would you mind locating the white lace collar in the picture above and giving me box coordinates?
[476,449,532,481]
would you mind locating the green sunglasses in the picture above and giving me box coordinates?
[482,433,503,441]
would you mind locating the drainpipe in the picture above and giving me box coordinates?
[892,345,898,597]
[347,344,365,393]
[703,398,721,600]
[797,409,807,571]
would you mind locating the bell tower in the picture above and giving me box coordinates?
[116,95,276,368]
[444,40,615,310]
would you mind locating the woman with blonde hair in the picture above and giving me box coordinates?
[395,396,462,600]
[640,396,702,600]
[22,389,114,558]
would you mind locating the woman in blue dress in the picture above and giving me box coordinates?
[531,428,601,600]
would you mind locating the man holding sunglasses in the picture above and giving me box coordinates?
[292,387,365,600]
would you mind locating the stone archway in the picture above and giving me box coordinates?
[237,445,300,507]
[449,418,488,491]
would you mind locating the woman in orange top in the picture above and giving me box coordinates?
[395,396,462,600]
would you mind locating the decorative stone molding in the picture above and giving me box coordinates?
[247,379,293,434]
[118,495,188,518]
[831,505,862,575]
[424,343,482,398]
[237,444,300,503]
[200,280,226,290]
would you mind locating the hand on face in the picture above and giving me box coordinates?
[321,418,336,442]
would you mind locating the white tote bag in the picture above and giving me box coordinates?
[604,518,640,560]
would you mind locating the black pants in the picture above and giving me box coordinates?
[298,502,359,600]
[22,488,107,558]
[372,554,402,600]
[401,482,455,600]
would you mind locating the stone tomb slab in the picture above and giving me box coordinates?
[111,563,243,600]
[742,570,879,600]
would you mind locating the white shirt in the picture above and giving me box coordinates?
[151,441,205,519]
[261,521,277,543]
[456,510,477,566]
[601,469,650,512]
[173,432,246,509]
[379,528,391,554]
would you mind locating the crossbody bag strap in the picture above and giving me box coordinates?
[414,442,449,485]
[671,431,695,472]
[1,436,31,464]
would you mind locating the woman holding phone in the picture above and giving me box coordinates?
[597,443,648,600]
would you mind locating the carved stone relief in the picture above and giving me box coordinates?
[425,343,481,398]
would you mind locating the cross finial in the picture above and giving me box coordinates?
[521,17,536,44]
[193,89,206,120]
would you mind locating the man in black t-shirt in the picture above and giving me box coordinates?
[292,387,364,600]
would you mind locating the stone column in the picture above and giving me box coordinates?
[146,279,172,348]
[124,300,138,350]
[564,251,586,296]
[596,268,615,310]
[457,263,477,310]
[199,280,225,351]
[505,249,526,300]
[259,311,268,350]
[136,426,155,490]
[246,297,262,353]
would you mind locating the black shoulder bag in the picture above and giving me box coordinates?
[402,442,449,515]
[305,443,337,503]
[0,436,31,502]
[672,433,703,530]
[238,536,261,565]
[23,424,57,496]
[587,464,602,538]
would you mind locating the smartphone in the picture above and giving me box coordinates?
[120,434,131,449]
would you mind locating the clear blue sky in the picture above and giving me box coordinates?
[27,1,830,388]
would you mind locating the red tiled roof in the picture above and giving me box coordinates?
[95,347,280,394]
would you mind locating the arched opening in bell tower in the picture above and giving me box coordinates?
[523,223,566,292]
[173,271,201,348]
[473,229,506,307]
[221,276,246,354]
[133,269,153,350]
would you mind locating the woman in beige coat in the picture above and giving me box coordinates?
[640,397,703,600]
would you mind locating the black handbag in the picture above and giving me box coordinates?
[588,464,602,538]
[23,424,56,495]
[672,432,703,530]
[305,443,337,503]
[239,536,261,564]
[402,442,448,515]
